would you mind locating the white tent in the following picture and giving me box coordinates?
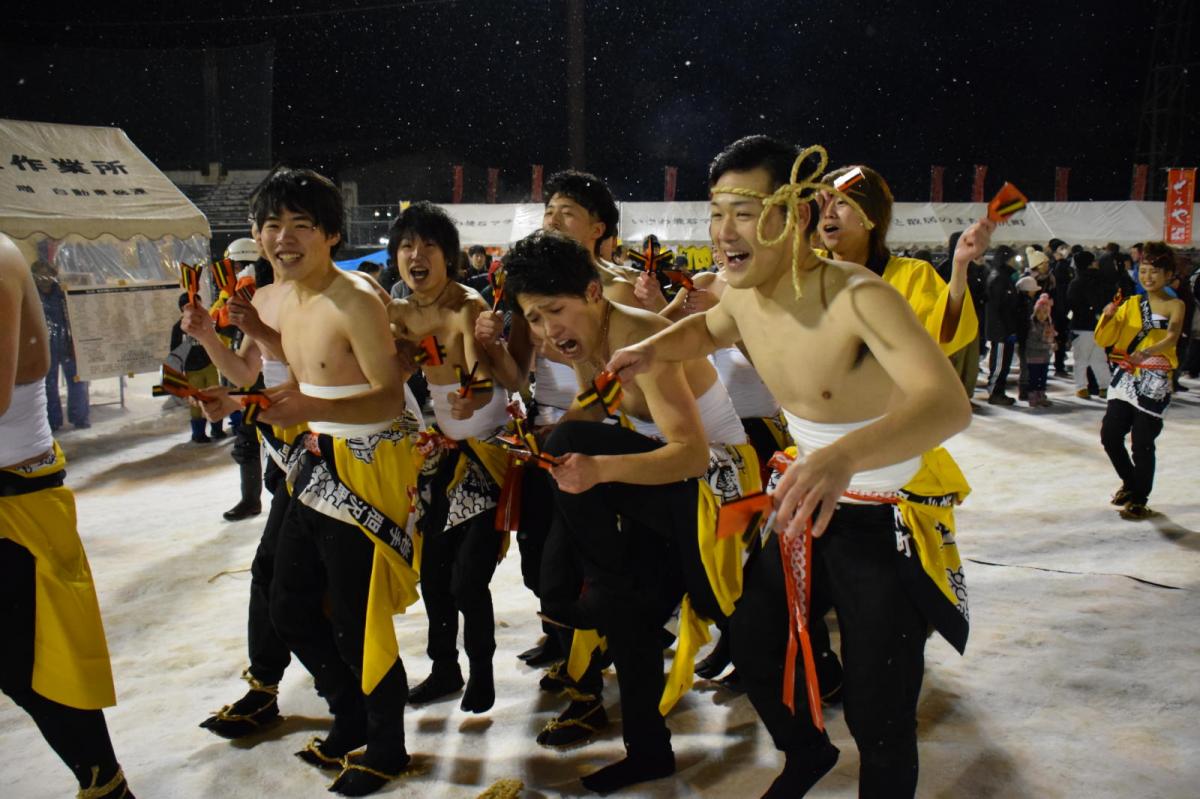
[0,119,211,380]
[0,118,209,244]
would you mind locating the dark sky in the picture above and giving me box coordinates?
[2,0,1183,202]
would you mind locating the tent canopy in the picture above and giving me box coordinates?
[0,118,210,242]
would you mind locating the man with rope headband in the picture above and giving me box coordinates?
[609,135,985,797]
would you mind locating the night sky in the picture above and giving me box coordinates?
[3,1,1186,203]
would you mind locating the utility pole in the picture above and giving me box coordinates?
[566,0,586,168]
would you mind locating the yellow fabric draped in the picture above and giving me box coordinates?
[900,447,971,613]
[324,426,423,695]
[1094,296,1179,369]
[659,442,761,715]
[880,256,978,356]
[0,443,115,710]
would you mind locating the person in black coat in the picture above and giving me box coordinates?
[1048,240,1075,376]
[1066,251,1115,398]
[985,246,1021,405]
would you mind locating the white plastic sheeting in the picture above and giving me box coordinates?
[437,200,1200,248]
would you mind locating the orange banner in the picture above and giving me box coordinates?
[1164,168,1196,245]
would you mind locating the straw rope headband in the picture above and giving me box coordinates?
[710,144,874,297]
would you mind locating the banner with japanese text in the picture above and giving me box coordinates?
[1164,168,1195,245]
[0,118,209,242]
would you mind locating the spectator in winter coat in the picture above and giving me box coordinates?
[985,246,1022,405]
[1067,251,1115,398]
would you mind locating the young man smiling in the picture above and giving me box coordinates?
[608,135,984,798]
[237,167,421,797]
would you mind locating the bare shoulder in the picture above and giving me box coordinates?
[612,301,669,348]
[693,271,720,291]
[331,271,387,316]
[446,282,486,313]
[0,234,27,282]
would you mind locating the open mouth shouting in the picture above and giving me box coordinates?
[553,336,583,359]
[723,249,751,270]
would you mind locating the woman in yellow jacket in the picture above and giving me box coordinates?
[1094,241,1185,519]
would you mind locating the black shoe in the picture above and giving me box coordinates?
[328,750,411,797]
[222,499,263,521]
[77,765,135,799]
[695,635,731,680]
[538,661,571,693]
[1110,487,1131,507]
[518,635,564,667]
[538,695,608,748]
[408,661,463,704]
[761,738,839,799]
[715,668,744,693]
[987,395,1016,406]
[581,744,675,794]
[199,687,280,739]
[1120,503,1153,520]
[460,660,494,713]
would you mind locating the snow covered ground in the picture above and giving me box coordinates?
[2,370,1198,799]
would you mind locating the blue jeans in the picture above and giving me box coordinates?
[45,347,90,429]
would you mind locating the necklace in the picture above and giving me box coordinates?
[588,301,614,376]
[409,280,451,309]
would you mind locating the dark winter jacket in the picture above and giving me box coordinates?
[985,263,1021,341]
[1067,263,1115,331]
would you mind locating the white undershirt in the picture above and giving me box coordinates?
[626,380,747,446]
[710,347,780,419]
[427,382,509,441]
[533,357,576,426]
[782,410,920,495]
[299,382,393,438]
[0,381,54,467]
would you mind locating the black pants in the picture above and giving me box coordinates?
[543,421,707,753]
[0,538,120,789]
[419,512,500,666]
[231,420,263,505]
[1100,399,1164,505]
[270,494,408,759]
[246,459,292,685]
[987,337,1015,398]
[732,505,927,798]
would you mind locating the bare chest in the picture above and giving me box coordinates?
[279,302,362,385]
[737,311,892,420]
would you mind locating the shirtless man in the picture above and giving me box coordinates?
[386,201,512,714]
[504,229,757,792]
[0,233,136,799]
[225,167,419,796]
[474,170,639,672]
[608,135,984,797]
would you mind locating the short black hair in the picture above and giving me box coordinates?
[387,201,462,281]
[544,169,619,251]
[250,166,345,256]
[502,230,600,312]
[708,135,816,235]
[356,261,381,275]
[468,244,487,257]
[708,135,799,192]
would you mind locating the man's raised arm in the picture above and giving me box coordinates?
[606,298,740,381]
